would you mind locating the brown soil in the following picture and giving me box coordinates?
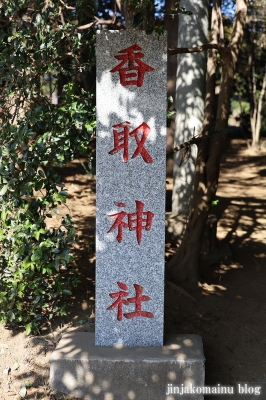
[0,138,266,400]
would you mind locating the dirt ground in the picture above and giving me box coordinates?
[0,137,266,400]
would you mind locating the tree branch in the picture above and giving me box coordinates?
[77,21,97,30]
[171,134,210,154]
[59,0,75,10]
[77,15,124,30]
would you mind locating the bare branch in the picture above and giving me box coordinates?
[84,15,125,30]
[116,0,122,12]
[94,16,116,25]
[59,6,65,25]
[59,0,75,10]
[77,21,97,30]
[171,134,210,154]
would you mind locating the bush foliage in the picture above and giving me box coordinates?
[0,0,96,334]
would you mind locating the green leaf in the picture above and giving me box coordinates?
[35,179,43,191]
[25,323,32,335]
[7,311,15,321]
[168,96,174,104]
[1,211,6,222]
[38,169,45,177]
[0,185,8,196]
[133,12,144,27]
[34,228,46,240]
[62,289,72,295]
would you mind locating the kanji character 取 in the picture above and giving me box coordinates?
[129,122,153,163]
[108,121,153,163]
[108,121,130,162]
[110,44,154,87]
[107,201,154,244]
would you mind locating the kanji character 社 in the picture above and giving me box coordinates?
[107,282,129,321]
[107,282,154,321]
[108,121,153,163]
[110,44,154,87]
[107,201,154,244]
[124,284,154,319]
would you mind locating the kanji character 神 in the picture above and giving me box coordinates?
[110,44,154,87]
[107,201,154,244]
[108,121,153,163]
[107,282,154,321]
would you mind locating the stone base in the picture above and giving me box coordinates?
[50,332,205,400]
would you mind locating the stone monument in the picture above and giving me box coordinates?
[50,30,205,399]
[96,30,167,347]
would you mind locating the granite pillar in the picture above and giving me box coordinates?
[96,30,167,346]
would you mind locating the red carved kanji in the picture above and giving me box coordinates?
[127,200,154,244]
[124,284,154,319]
[107,281,129,321]
[129,122,153,163]
[108,121,130,162]
[107,201,154,244]
[108,121,153,163]
[107,202,128,243]
[110,44,154,87]
[107,282,154,321]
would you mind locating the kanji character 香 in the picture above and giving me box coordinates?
[107,282,154,321]
[110,44,154,87]
[108,121,153,163]
[107,201,154,244]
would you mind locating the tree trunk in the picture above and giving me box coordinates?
[250,66,266,148]
[171,0,209,220]
[167,0,247,290]
[254,68,266,146]
[164,0,178,101]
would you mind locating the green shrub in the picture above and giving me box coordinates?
[0,1,96,334]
